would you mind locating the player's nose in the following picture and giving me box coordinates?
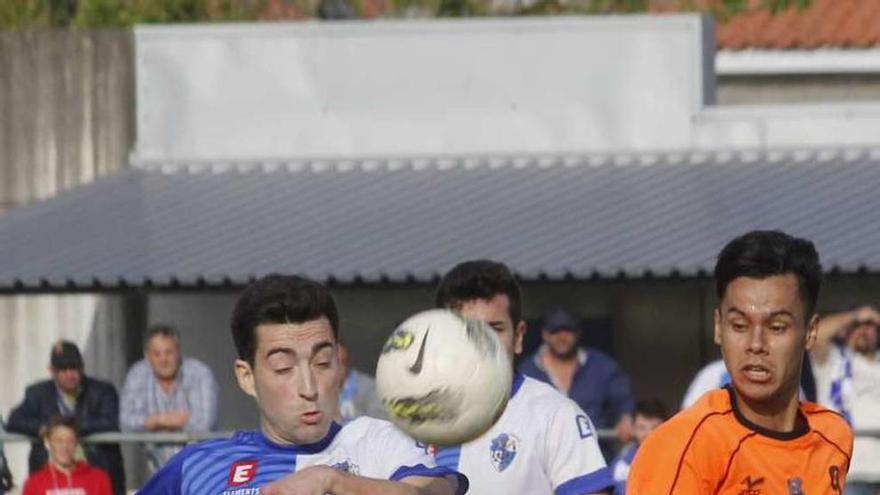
[297,367,318,400]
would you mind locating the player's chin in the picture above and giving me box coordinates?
[733,378,781,402]
[293,416,332,443]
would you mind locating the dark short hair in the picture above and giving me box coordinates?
[43,415,79,440]
[634,398,669,421]
[714,230,821,317]
[145,324,178,346]
[231,274,339,365]
[435,260,523,324]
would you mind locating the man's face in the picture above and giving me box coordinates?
[51,367,82,395]
[146,334,181,381]
[847,321,878,355]
[457,294,525,359]
[542,328,580,359]
[633,413,663,445]
[235,317,340,445]
[46,425,78,468]
[714,274,817,407]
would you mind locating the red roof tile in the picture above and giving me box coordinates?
[713,0,880,50]
[257,0,879,50]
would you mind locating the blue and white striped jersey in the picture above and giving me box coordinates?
[429,374,612,495]
[139,416,467,494]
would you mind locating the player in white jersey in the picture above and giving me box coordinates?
[432,260,613,495]
[141,274,465,495]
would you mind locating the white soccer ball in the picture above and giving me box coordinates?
[375,309,513,445]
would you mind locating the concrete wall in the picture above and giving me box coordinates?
[0,30,135,492]
[0,30,134,212]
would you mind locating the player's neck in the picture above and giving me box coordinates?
[731,386,804,436]
[157,375,178,393]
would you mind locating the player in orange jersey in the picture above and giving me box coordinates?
[627,230,853,495]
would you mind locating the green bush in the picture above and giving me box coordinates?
[0,0,811,28]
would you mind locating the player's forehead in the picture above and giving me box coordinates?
[720,274,804,320]
[254,317,336,358]
[457,294,513,326]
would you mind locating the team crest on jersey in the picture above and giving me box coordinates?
[787,477,804,495]
[489,433,519,472]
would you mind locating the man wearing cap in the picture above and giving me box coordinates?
[7,341,125,494]
[518,308,635,459]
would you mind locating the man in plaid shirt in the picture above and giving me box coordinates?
[120,324,218,472]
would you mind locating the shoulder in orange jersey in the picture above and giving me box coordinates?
[626,387,853,495]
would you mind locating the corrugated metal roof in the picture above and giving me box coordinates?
[3,149,880,291]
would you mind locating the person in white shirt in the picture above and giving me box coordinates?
[431,260,612,495]
[680,359,731,409]
[811,305,880,495]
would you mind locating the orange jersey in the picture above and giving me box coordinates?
[627,387,853,495]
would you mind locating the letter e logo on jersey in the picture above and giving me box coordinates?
[576,415,594,439]
[228,460,258,487]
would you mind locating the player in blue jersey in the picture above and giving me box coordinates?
[140,274,466,495]
[431,260,613,495]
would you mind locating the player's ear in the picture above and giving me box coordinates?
[234,359,257,398]
[713,308,722,345]
[514,320,526,356]
[804,313,819,351]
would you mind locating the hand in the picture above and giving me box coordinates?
[614,413,634,444]
[162,411,191,429]
[262,465,335,495]
[145,411,191,431]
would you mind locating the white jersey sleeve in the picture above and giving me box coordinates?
[544,398,612,494]
[352,417,465,488]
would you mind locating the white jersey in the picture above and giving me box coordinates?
[140,416,465,494]
[430,374,611,495]
[681,359,730,409]
[812,346,880,482]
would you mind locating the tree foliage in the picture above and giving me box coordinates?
[0,0,812,28]
[0,0,264,28]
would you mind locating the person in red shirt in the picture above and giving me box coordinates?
[22,415,112,495]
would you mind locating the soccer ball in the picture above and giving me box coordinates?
[375,309,513,445]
